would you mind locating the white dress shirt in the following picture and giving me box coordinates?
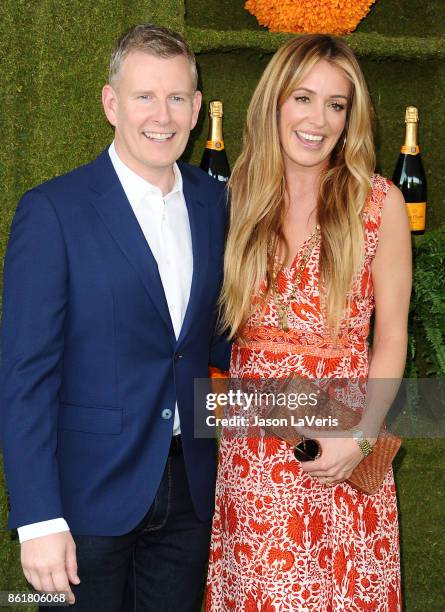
[18,142,193,542]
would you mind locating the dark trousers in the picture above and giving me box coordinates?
[41,443,212,612]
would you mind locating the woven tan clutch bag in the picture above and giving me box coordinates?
[263,375,401,495]
[346,433,401,494]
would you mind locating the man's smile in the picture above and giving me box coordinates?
[142,131,175,141]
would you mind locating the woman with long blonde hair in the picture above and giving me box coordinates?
[206,35,411,611]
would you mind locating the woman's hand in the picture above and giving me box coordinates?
[299,436,367,487]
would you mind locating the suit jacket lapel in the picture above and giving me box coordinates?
[88,150,175,337]
[177,165,209,346]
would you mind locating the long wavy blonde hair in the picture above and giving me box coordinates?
[220,34,376,338]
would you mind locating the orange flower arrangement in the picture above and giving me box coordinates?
[245,0,377,35]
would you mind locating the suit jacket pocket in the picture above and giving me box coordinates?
[59,403,122,434]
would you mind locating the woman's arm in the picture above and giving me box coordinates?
[359,183,412,442]
[301,184,412,484]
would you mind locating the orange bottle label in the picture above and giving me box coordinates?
[206,140,225,151]
[406,202,426,231]
[401,145,420,155]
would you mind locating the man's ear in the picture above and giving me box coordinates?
[102,84,118,127]
[190,90,202,130]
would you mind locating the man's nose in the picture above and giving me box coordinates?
[152,99,172,125]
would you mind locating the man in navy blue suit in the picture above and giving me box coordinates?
[0,24,229,611]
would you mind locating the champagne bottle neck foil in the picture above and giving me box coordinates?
[209,100,223,118]
[402,106,420,154]
[207,115,224,146]
[207,101,225,148]
[405,106,418,123]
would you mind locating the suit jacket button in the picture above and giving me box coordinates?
[174,353,183,362]
[161,408,172,420]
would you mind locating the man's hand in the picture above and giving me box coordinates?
[21,532,80,605]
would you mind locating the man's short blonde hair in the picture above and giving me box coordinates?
[109,24,198,89]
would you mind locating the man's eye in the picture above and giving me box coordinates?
[139,95,151,101]
[171,96,185,103]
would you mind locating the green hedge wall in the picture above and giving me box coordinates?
[1,1,444,610]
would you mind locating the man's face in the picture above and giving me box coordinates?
[102,51,201,183]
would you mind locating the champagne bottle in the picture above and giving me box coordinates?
[392,106,427,234]
[200,100,230,183]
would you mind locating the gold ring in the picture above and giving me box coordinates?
[325,479,334,487]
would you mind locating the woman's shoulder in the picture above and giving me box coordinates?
[363,174,408,259]
[364,173,400,218]
[370,173,392,195]
[369,173,405,213]
[361,175,390,252]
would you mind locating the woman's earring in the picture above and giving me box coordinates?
[341,135,347,151]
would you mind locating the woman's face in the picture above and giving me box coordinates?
[278,59,351,176]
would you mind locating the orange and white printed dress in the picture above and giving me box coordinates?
[206,175,401,612]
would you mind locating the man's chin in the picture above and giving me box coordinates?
[141,158,179,172]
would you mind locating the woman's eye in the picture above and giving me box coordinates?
[295,95,309,103]
[330,102,346,111]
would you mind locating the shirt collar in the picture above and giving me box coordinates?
[108,141,183,207]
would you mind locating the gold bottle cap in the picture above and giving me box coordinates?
[405,106,419,123]
[209,100,223,118]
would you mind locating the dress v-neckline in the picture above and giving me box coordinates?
[282,225,320,271]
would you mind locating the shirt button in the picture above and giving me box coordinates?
[174,353,183,362]
[161,408,172,420]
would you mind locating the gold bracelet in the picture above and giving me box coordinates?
[351,427,374,457]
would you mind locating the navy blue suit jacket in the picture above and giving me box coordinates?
[0,149,230,534]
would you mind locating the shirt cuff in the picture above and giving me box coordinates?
[17,518,70,543]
